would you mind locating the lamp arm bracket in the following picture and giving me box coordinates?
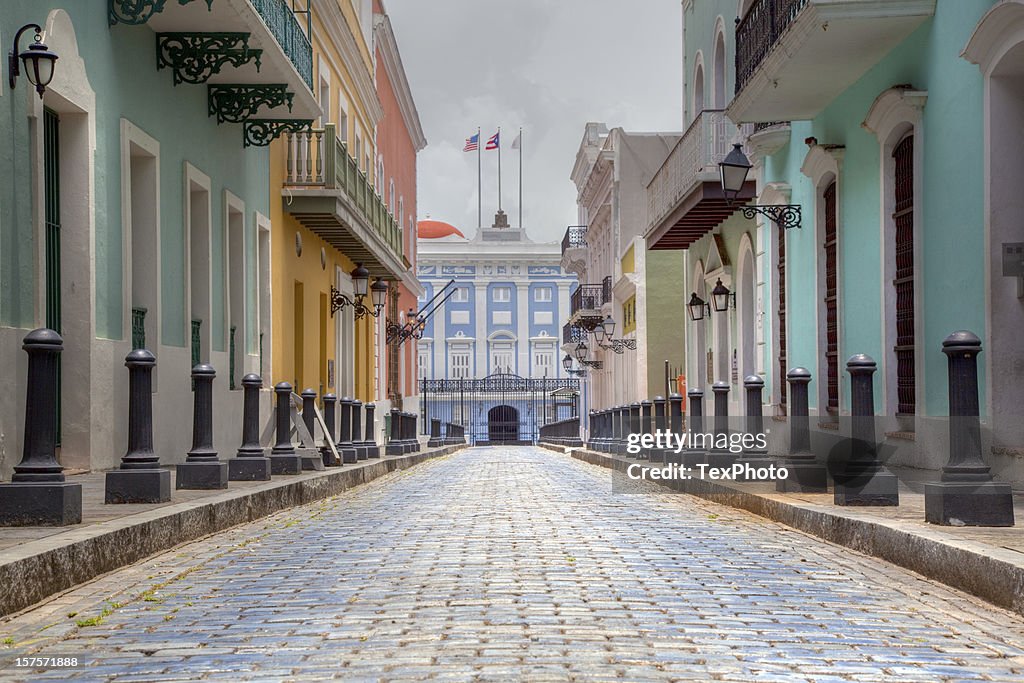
[741,204,802,230]
[8,23,42,90]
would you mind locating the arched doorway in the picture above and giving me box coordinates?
[488,405,519,443]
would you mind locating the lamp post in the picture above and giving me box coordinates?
[719,143,802,230]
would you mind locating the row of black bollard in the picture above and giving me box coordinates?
[443,422,465,445]
[538,417,583,447]
[580,330,1012,527]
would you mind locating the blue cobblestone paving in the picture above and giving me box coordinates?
[2,446,1024,681]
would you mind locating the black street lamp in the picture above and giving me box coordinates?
[575,340,589,362]
[8,24,58,98]
[330,263,386,319]
[719,143,802,230]
[687,293,709,321]
[594,314,636,355]
[710,278,735,313]
[562,353,586,377]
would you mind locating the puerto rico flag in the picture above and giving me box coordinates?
[463,133,479,152]
[485,131,500,150]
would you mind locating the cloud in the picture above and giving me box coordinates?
[387,0,682,242]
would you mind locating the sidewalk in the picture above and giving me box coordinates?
[0,444,464,618]
[548,444,1024,618]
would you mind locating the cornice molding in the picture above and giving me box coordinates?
[373,12,427,151]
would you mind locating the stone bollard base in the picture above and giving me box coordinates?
[681,450,707,468]
[736,455,775,481]
[834,470,899,506]
[385,443,403,456]
[340,447,358,464]
[176,462,229,490]
[320,448,341,468]
[270,453,303,475]
[228,457,272,481]
[299,450,326,471]
[367,444,381,458]
[105,469,171,504]
[924,481,1015,527]
[776,462,829,493]
[0,482,82,526]
[705,451,737,470]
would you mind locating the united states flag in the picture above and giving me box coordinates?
[463,133,479,152]
[485,131,500,150]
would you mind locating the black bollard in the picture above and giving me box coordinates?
[737,375,773,479]
[337,397,358,463]
[0,329,82,525]
[351,400,368,460]
[706,381,734,467]
[364,403,380,458]
[776,368,828,492]
[229,374,272,480]
[666,393,685,465]
[105,349,171,503]
[683,389,707,468]
[269,382,303,474]
[297,389,325,471]
[429,418,442,448]
[628,403,641,458]
[176,363,228,489]
[925,332,1014,526]
[651,398,666,464]
[776,368,827,492]
[386,408,403,455]
[834,355,899,506]
[320,394,340,466]
[639,400,653,462]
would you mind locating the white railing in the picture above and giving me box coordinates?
[647,110,749,232]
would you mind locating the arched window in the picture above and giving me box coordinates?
[713,31,727,109]
[693,62,705,117]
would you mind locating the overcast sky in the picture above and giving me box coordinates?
[386,0,683,243]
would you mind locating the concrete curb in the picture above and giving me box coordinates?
[0,446,464,618]
[570,447,1024,618]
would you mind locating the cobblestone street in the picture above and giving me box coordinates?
[3,446,1024,681]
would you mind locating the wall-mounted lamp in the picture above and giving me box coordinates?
[330,263,387,319]
[8,24,58,98]
[719,143,802,230]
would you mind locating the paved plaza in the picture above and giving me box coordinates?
[2,446,1024,681]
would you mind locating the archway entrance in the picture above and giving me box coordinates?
[488,405,520,443]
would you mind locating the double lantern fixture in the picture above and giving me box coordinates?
[330,263,387,320]
[8,24,59,98]
[592,315,636,354]
[687,278,736,322]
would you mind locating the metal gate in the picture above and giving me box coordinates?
[421,373,580,446]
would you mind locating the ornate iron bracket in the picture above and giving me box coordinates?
[598,338,637,355]
[329,286,380,320]
[580,359,603,370]
[243,118,312,147]
[109,0,212,26]
[386,319,425,347]
[156,33,262,86]
[741,204,802,230]
[208,84,294,123]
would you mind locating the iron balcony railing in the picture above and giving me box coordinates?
[249,0,313,89]
[561,225,587,254]
[284,124,403,261]
[647,110,747,232]
[735,0,810,96]
[602,275,612,304]
[571,284,608,316]
[563,322,588,346]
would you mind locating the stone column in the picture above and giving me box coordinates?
[177,363,228,489]
[925,332,1014,526]
[0,329,82,525]
[834,355,899,506]
[105,349,171,503]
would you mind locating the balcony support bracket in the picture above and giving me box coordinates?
[244,118,312,147]
[208,84,294,123]
[109,0,213,27]
[156,32,262,86]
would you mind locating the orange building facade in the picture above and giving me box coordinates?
[373,0,427,410]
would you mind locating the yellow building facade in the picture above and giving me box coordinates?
[268,0,407,406]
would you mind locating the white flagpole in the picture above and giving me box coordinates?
[518,127,523,229]
[477,127,482,229]
[497,127,502,212]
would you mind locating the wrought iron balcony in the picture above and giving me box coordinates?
[646,110,753,249]
[562,322,588,346]
[249,0,312,89]
[730,0,935,123]
[284,124,405,279]
[571,285,607,317]
[561,225,587,254]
